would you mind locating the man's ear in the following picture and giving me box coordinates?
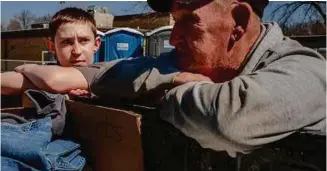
[94,36,101,53]
[230,2,251,42]
[45,38,56,54]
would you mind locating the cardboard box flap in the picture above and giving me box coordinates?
[66,100,143,171]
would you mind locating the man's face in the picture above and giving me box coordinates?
[51,23,100,67]
[170,0,234,78]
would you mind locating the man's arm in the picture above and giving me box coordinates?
[1,71,36,95]
[14,64,88,94]
[80,56,182,100]
[160,54,326,156]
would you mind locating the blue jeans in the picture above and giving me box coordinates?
[1,116,85,171]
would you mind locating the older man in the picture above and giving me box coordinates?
[148,0,326,156]
[5,0,325,157]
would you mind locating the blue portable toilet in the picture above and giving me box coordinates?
[145,26,174,57]
[94,30,105,63]
[104,28,144,61]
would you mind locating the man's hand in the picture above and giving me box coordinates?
[173,72,213,86]
[150,72,213,105]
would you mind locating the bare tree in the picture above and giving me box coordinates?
[35,13,52,23]
[270,2,326,27]
[7,19,22,31]
[282,21,326,36]
[14,9,36,29]
[1,23,7,31]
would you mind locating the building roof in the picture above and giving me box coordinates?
[104,27,144,36]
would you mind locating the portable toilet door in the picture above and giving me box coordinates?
[145,26,174,57]
[104,28,144,61]
[94,30,105,63]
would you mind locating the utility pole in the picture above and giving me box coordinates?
[59,1,65,9]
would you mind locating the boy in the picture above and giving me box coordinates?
[1,7,102,170]
[1,7,101,96]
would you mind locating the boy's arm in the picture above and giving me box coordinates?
[1,71,37,95]
[14,64,88,94]
[14,55,198,100]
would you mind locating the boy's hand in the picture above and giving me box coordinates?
[68,89,90,98]
[172,72,213,86]
[14,64,38,73]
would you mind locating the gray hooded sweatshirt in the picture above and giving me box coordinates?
[159,22,326,157]
[76,22,325,157]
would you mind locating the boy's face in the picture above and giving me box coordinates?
[47,22,101,67]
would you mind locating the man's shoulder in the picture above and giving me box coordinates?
[266,37,325,63]
[261,22,325,62]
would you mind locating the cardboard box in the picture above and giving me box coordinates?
[1,100,143,171]
[2,100,325,171]
[66,100,143,171]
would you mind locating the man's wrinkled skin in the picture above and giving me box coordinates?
[170,0,260,83]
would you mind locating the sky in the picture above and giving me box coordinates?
[0,1,323,26]
[1,1,144,25]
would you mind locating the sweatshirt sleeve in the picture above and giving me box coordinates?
[90,56,180,99]
[160,54,326,156]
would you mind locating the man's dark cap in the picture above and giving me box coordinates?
[147,0,269,17]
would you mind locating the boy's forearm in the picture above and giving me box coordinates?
[18,65,88,93]
[1,72,36,95]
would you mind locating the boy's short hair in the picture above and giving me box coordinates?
[49,7,97,41]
